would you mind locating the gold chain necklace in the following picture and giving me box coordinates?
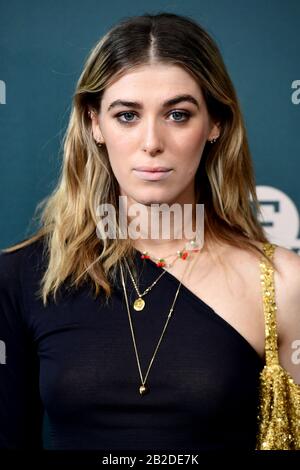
[125,258,167,311]
[120,256,192,396]
[129,239,201,311]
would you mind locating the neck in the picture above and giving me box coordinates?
[123,196,203,259]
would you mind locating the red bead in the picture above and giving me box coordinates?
[181,251,188,260]
[157,261,165,267]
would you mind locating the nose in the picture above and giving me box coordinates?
[141,118,164,156]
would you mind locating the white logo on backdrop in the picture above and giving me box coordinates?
[256,185,300,253]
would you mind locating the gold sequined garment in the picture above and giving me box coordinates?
[256,242,300,450]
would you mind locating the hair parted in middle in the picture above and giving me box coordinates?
[4,12,273,306]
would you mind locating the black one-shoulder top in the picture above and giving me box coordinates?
[0,238,264,450]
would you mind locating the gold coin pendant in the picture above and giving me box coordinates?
[133,297,145,311]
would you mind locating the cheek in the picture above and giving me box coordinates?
[173,131,207,172]
[181,126,208,151]
[105,122,137,150]
[102,128,134,175]
[107,155,126,182]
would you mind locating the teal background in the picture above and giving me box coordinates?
[0,0,299,448]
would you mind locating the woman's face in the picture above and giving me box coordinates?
[91,63,220,207]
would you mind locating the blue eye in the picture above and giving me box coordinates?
[115,110,191,124]
[116,112,137,123]
[169,111,190,122]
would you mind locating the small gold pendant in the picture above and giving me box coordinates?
[139,384,149,396]
[133,297,145,311]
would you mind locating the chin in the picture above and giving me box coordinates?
[132,191,176,207]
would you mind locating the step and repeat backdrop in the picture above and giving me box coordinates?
[0,0,299,252]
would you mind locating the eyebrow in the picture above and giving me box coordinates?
[107,94,200,112]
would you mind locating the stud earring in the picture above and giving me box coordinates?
[209,137,218,144]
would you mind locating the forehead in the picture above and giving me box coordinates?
[101,63,203,102]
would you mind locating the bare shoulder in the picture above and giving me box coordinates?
[271,244,300,326]
[272,243,300,279]
[232,240,300,383]
[248,240,300,335]
[209,240,300,377]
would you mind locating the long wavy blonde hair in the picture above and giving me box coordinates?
[3,12,274,306]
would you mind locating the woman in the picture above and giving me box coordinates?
[0,12,299,451]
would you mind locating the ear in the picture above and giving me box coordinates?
[88,109,105,145]
[207,120,221,142]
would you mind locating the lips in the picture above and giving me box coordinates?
[133,169,173,181]
[134,166,171,172]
